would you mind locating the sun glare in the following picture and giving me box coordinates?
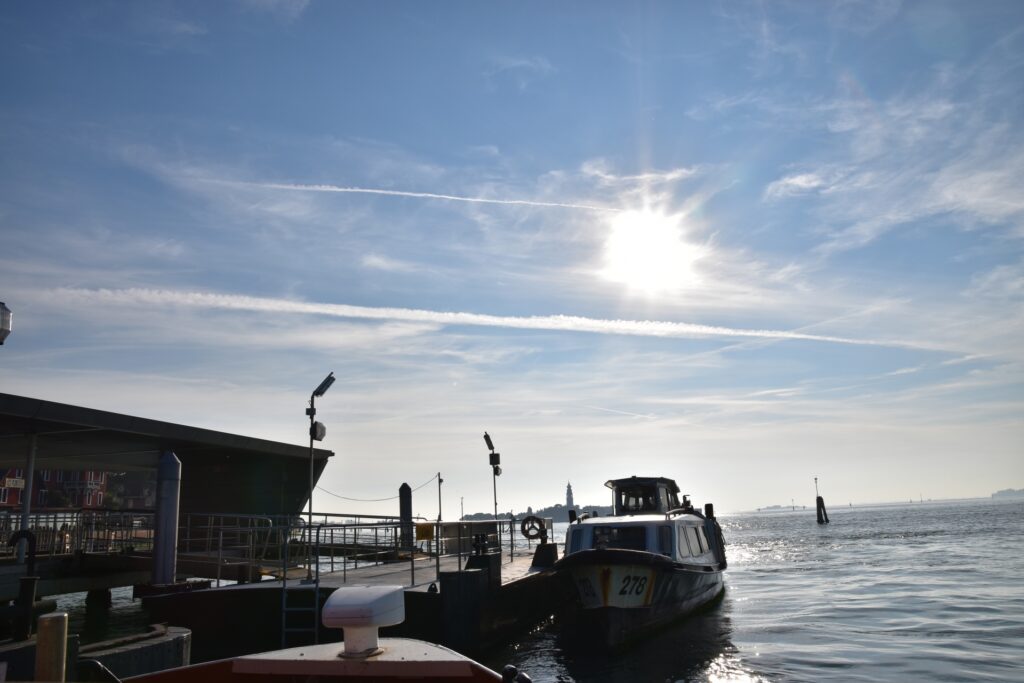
[601,209,704,294]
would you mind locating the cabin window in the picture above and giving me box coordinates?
[696,527,710,553]
[678,528,693,556]
[592,526,646,551]
[685,527,701,556]
[658,526,673,556]
[617,488,658,513]
[568,528,583,554]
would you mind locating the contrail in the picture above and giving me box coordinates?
[58,288,922,349]
[224,180,617,213]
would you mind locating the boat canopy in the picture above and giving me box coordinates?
[604,476,683,515]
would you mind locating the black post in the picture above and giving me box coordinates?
[816,496,830,524]
[399,483,413,550]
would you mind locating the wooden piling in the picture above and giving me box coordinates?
[35,612,68,682]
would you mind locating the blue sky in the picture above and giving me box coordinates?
[2,1,1022,516]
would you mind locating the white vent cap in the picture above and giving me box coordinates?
[322,585,406,657]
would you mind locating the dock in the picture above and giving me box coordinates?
[144,545,566,662]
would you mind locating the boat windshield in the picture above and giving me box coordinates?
[615,487,660,514]
[592,526,646,551]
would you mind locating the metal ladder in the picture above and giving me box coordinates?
[280,524,321,648]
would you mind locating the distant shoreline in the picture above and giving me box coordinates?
[731,495,1018,516]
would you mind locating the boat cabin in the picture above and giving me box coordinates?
[605,476,685,516]
[564,516,716,563]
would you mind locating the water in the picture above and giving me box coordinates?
[483,499,1024,682]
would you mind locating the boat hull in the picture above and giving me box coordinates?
[555,549,724,647]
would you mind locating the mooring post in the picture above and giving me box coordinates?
[36,612,68,682]
[152,450,182,585]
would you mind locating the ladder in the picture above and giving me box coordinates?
[280,524,321,648]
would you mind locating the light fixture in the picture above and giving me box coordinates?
[305,371,335,581]
[484,432,501,521]
[0,302,11,345]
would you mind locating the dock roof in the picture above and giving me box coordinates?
[0,392,333,515]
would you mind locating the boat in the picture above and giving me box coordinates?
[116,585,530,682]
[554,476,727,647]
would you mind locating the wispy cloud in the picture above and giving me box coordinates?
[763,172,830,200]
[485,55,555,91]
[222,180,616,213]
[55,287,940,350]
[361,253,422,274]
[580,160,698,186]
[236,0,310,21]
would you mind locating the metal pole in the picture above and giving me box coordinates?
[436,472,443,578]
[307,393,315,581]
[492,471,498,521]
[814,476,819,498]
[17,434,37,564]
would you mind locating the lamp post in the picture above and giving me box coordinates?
[0,302,11,345]
[306,372,335,581]
[437,472,443,523]
[484,432,501,521]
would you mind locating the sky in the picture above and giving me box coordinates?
[1,1,1022,518]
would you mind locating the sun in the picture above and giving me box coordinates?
[601,209,704,294]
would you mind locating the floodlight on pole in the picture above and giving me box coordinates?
[0,302,11,345]
[305,371,334,581]
[484,432,501,521]
[313,372,335,397]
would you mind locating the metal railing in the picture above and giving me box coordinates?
[0,509,155,559]
[0,509,556,590]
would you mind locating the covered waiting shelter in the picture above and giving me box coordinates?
[0,392,333,518]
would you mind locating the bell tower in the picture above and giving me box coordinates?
[566,481,574,510]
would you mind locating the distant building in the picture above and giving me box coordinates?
[1,468,111,510]
[566,481,574,511]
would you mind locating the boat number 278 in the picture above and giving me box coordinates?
[619,574,648,595]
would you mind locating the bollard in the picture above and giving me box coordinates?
[35,612,68,682]
[12,576,38,640]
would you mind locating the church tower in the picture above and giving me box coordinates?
[566,481,575,510]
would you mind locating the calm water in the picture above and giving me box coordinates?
[483,499,1024,682]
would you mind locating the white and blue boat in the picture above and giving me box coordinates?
[556,476,727,647]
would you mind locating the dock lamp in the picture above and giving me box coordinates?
[306,372,335,580]
[484,432,501,521]
[0,302,11,345]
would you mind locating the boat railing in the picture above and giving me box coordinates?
[664,506,698,519]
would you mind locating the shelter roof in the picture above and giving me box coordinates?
[0,392,332,472]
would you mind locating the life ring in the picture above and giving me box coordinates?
[520,515,545,540]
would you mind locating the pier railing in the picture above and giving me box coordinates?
[0,509,556,588]
[173,513,554,586]
[0,509,155,559]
